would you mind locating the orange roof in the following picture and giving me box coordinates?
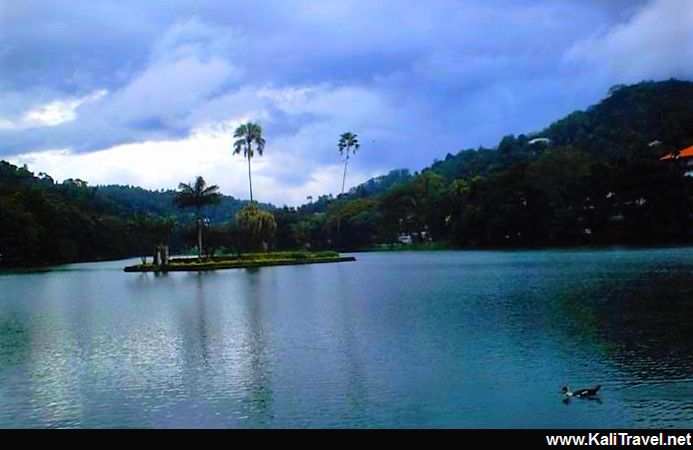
[660,145,693,160]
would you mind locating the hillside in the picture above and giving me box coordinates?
[427,79,693,181]
[292,80,693,249]
[2,80,692,265]
[96,184,266,223]
[0,164,255,265]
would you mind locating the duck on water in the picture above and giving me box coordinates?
[561,384,601,400]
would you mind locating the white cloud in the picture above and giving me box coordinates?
[8,121,378,206]
[6,1,687,206]
[565,0,693,82]
[104,55,240,123]
[0,90,106,130]
[99,18,242,128]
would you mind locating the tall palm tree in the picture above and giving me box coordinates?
[233,122,265,203]
[174,176,221,258]
[338,132,360,195]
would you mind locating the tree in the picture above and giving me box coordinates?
[338,132,360,195]
[233,122,265,203]
[127,215,176,263]
[174,176,221,258]
[236,203,277,252]
[325,198,379,249]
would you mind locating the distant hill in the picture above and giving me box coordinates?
[2,79,692,264]
[544,80,693,157]
[427,79,693,181]
[0,162,263,265]
[351,169,413,197]
[1,161,135,264]
[96,184,267,224]
[303,79,692,250]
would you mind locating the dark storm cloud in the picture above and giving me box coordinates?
[1,0,689,176]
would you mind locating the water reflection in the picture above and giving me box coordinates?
[547,262,693,380]
[1,250,691,428]
[237,270,273,426]
[333,265,369,425]
[537,254,693,426]
[0,313,29,368]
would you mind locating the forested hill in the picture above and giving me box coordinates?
[293,79,693,250]
[2,79,692,266]
[543,80,693,157]
[96,185,268,223]
[427,79,693,181]
[0,164,253,265]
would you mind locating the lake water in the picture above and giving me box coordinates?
[1,248,692,428]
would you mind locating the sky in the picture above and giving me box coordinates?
[1,0,692,206]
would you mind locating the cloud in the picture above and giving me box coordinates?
[565,0,693,83]
[4,0,690,205]
[105,55,239,124]
[1,16,242,154]
[0,90,106,130]
[8,121,377,206]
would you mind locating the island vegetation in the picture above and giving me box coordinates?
[123,250,354,272]
[1,80,692,268]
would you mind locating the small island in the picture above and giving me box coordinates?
[124,251,355,272]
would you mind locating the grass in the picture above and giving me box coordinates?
[124,250,352,272]
[171,250,339,262]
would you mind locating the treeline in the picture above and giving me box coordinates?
[0,164,253,265]
[272,80,693,250]
[273,149,689,251]
[0,163,135,264]
[1,80,692,265]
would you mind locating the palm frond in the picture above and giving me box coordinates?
[174,176,221,210]
[202,185,220,195]
[233,139,245,155]
[338,132,359,155]
[194,176,206,192]
[233,124,248,138]
[233,122,265,159]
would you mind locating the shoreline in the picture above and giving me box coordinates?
[3,242,692,271]
[357,241,693,253]
[123,255,356,272]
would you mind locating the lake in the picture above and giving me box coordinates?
[1,248,692,428]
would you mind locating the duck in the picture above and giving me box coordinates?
[560,384,601,398]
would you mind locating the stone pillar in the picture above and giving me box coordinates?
[161,245,169,266]
[153,245,170,267]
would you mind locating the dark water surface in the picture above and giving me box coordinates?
[1,248,691,428]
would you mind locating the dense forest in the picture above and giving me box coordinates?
[1,80,692,266]
[275,80,693,250]
[0,166,261,265]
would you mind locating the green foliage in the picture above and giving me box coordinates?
[233,123,266,159]
[126,250,349,271]
[543,79,693,159]
[126,215,176,258]
[352,169,412,197]
[236,204,278,251]
[339,131,360,195]
[234,122,265,202]
[2,80,692,266]
[97,184,253,223]
[174,176,221,258]
[325,198,381,249]
[0,161,132,265]
[174,176,221,211]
